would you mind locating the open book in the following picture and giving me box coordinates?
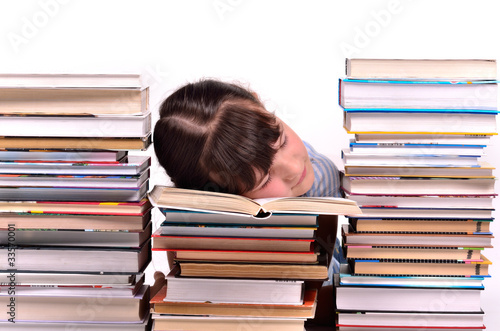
[148,185,361,217]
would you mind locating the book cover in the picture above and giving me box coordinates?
[151,228,314,252]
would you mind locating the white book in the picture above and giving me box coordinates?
[0,73,143,88]
[346,59,497,80]
[0,155,150,175]
[339,79,498,110]
[159,223,316,238]
[0,180,148,202]
[344,112,497,134]
[0,272,142,286]
[354,133,492,145]
[336,282,482,312]
[349,141,485,156]
[346,194,494,209]
[0,284,149,322]
[342,176,495,195]
[342,149,480,167]
[165,266,304,305]
[0,169,149,189]
[0,245,149,273]
[0,223,151,248]
[0,321,150,331]
[337,311,484,328]
[0,150,127,161]
[0,112,151,137]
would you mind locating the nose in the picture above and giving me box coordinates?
[273,153,302,182]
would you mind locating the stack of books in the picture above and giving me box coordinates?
[0,74,152,330]
[148,185,361,331]
[336,59,497,331]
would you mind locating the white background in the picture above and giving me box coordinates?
[1,0,498,328]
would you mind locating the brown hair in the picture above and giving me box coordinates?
[153,79,282,194]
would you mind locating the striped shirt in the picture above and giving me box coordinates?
[302,141,342,198]
[302,141,344,285]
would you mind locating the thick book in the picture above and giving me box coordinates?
[356,207,494,219]
[337,310,485,328]
[348,141,486,156]
[0,320,152,331]
[0,135,152,150]
[0,272,143,286]
[339,79,498,111]
[343,163,496,178]
[345,58,497,80]
[0,155,151,175]
[151,284,317,318]
[348,255,491,277]
[0,243,150,273]
[342,224,493,248]
[159,222,317,239]
[341,176,496,196]
[0,222,151,247]
[342,150,481,167]
[335,278,483,312]
[0,87,148,115]
[0,180,149,202]
[337,326,485,331]
[344,245,484,261]
[176,260,328,280]
[0,170,149,189]
[0,281,144,297]
[160,209,319,226]
[152,228,314,252]
[0,284,149,322]
[0,150,128,161]
[149,185,361,217]
[0,210,151,231]
[343,111,498,135]
[152,315,305,331]
[0,73,144,88]
[0,112,151,138]
[354,133,493,145]
[155,247,319,263]
[0,198,152,216]
[339,273,485,289]
[164,266,304,304]
[346,194,495,209]
[348,218,492,234]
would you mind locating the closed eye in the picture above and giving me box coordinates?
[261,174,272,189]
[261,135,287,190]
[280,135,288,149]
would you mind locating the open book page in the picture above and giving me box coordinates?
[149,186,361,217]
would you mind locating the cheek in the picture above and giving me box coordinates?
[261,184,288,198]
[293,160,315,196]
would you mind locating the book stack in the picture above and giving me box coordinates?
[0,74,152,330]
[336,59,498,331]
[148,185,361,331]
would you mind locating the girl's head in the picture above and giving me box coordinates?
[153,79,314,198]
